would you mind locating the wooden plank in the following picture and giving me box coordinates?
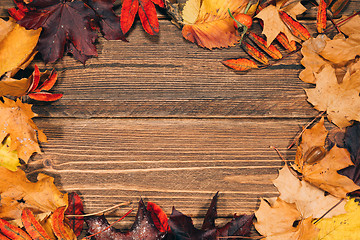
[26,118,307,224]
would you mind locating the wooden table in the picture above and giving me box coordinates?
[1,0,359,230]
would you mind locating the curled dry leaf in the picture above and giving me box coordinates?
[294,118,359,198]
[181,0,249,49]
[300,15,360,127]
[0,18,40,77]
[0,98,46,162]
[0,167,68,220]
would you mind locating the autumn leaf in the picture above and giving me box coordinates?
[255,198,317,240]
[0,167,68,220]
[50,206,77,240]
[0,18,40,77]
[120,0,165,35]
[181,0,249,49]
[85,199,166,239]
[315,198,360,239]
[293,118,359,198]
[300,15,360,127]
[255,0,307,46]
[168,192,254,239]
[0,75,32,97]
[0,97,47,162]
[11,0,125,63]
[65,192,84,237]
[0,136,20,171]
[21,208,52,240]
[147,202,170,233]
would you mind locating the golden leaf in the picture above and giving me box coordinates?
[0,18,41,77]
[182,0,249,49]
[0,136,20,171]
[0,167,68,220]
[0,98,47,162]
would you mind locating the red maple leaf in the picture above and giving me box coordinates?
[120,0,165,35]
[10,0,125,63]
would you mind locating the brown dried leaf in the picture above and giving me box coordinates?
[294,118,359,198]
[0,18,41,77]
[181,0,249,49]
[0,167,68,220]
[0,98,47,162]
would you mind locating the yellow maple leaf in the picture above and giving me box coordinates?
[0,167,68,220]
[315,198,360,239]
[0,98,47,162]
[181,0,249,49]
[0,18,41,77]
[0,136,20,171]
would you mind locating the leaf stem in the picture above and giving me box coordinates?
[66,201,131,218]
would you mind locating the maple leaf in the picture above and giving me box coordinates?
[300,15,360,127]
[0,166,68,220]
[0,97,47,162]
[120,0,165,35]
[181,0,249,49]
[85,199,166,239]
[255,0,306,46]
[0,136,20,171]
[168,192,254,239]
[293,118,359,198]
[0,18,40,77]
[315,198,360,239]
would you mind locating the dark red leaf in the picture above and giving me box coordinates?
[147,202,170,233]
[120,0,139,35]
[8,0,29,21]
[37,69,58,92]
[85,199,166,239]
[338,122,360,186]
[168,193,254,239]
[17,0,99,63]
[85,0,126,40]
[64,192,84,237]
[201,191,218,231]
[28,92,63,101]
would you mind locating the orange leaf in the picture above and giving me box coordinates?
[279,10,310,41]
[120,0,139,34]
[28,65,40,93]
[317,0,327,33]
[21,209,52,240]
[330,0,350,17]
[248,32,282,59]
[28,92,63,102]
[0,218,32,240]
[222,58,258,71]
[0,233,10,240]
[242,42,269,65]
[36,69,58,92]
[276,32,297,52]
[51,207,71,240]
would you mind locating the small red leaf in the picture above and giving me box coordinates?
[37,69,58,92]
[21,209,51,240]
[0,218,32,240]
[28,92,63,101]
[248,32,283,59]
[147,202,170,232]
[120,0,139,34]
[51,207,71,240]
[138,0,159,35]
[317,0,327,33]
[64,192,84,237]
[279,11,310,41]
[28,65,40,93]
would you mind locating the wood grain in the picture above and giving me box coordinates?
[25,118,304,226]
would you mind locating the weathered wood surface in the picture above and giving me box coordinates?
[1,0,359,230]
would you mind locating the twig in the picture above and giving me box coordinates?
[81,208,133,240]
[270,146,286,163]
[287,112,325,149]
[313,199,344,224]
[66,201,131,218]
